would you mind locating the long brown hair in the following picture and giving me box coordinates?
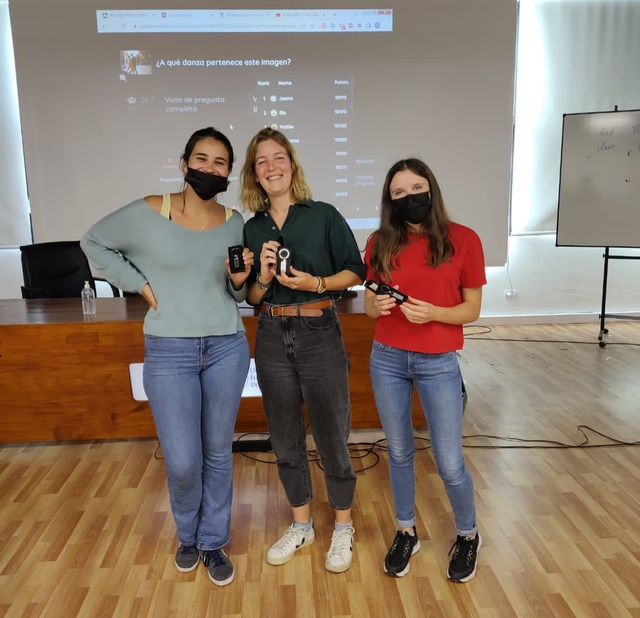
[239,128,312,213]
[369,158,454,281]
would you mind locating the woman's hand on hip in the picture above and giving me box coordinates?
[141,283,158,310]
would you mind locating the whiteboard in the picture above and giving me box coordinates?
[556,109,640,248]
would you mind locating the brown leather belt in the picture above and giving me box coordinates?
[261,298,333,317]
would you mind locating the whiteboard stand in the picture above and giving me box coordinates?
[555,108,640,346]
[598,247,640,347]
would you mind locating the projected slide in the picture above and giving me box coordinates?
[99,9,392,232]
[11,1,515,264]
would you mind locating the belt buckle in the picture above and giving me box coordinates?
[268,305,277,317]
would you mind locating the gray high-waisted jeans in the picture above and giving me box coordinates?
[255,304,356,510]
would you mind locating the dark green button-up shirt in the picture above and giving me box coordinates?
[243,199,366,305]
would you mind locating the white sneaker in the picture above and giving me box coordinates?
[266,524,315,565]
[325,525,355,573]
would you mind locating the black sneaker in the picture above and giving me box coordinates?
[174,544,199,573]
[202,549,235,586]
[447,532,482,583]
[383,527,421,577]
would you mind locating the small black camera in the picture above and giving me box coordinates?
[276,246,292,276]
[364,279,408,304]
[227,245,245,273]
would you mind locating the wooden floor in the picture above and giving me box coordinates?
[1,321,639,617]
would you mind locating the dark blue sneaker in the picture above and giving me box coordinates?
[447,533,482,582]
[174,544,199,573]
[202,548,235,586]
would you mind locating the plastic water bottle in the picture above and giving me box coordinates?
[81,280,96,315]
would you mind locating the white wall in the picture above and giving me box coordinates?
[0,0,30,247]
[3,238,640,323]
[4,0,639,323]
[0,250,22,299]
[482,236,640,323]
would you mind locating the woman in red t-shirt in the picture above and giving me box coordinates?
[364,158,486,583]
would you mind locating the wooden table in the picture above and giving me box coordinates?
[0,295,423,443]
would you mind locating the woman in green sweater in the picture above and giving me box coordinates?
[81,127,252,587]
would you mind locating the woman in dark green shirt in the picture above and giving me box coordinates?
[240,128,365,574]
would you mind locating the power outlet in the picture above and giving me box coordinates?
[504,288,517,298]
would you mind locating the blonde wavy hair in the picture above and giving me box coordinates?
[239,128,312,213]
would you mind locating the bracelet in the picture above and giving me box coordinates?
[256,273,272,290]
[315,276,327,294]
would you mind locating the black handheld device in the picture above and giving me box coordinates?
[364,279,408,304]
[276,236,291,276]
[227,245,245,273]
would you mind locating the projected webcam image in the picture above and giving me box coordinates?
[120,50,152,76]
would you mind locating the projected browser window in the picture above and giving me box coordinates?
[97,9,393,34]
[12,0,514,265]
[94,7,394,237]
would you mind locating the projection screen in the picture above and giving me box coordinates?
[10,1,516,265]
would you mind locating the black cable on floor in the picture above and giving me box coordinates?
[463,324,640,346]
[233,421,640,473]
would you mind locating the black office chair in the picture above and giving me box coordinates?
[19,240,120,299]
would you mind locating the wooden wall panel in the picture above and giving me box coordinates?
[0,297,423,443]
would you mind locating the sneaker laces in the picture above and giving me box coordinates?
[202,549,225,568]
[327,528,352,559]
[448,535,475,568]
[390,531,413,560]
[273,527,305,553]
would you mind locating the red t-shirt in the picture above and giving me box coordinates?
[364,222,486,354]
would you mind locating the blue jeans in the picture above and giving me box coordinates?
[255,306,356,510]
[143,332,250,550]
[369,341,476,536]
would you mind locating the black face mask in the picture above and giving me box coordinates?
[184,167,229,200]
[391,191,432,224]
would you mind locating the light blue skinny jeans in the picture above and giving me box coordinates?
[369,341,477,536]
[143,332,250,550]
